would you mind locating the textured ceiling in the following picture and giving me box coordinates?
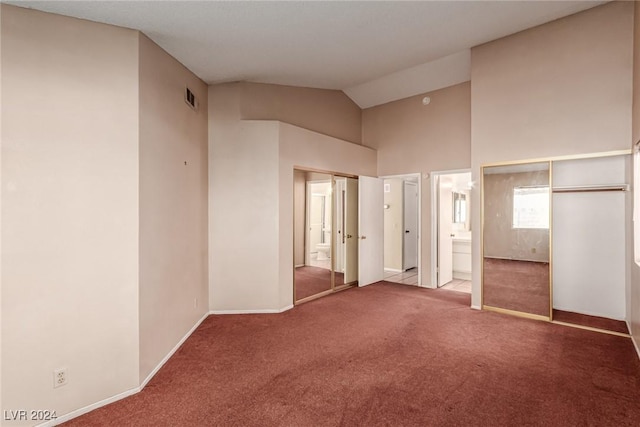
[7,1,608,108]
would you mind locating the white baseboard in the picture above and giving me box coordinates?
[453,271,472,280]
[39,311,210,427]
[384,268,404,273]
[471,305,481,310]
[210,305,293,315]
[39,386,140,427]
[140,311,209,389]
[628,321,640,361]
[294,264,305,268]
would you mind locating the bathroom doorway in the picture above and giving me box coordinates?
[431,170,472,293]
[382,174,421,286]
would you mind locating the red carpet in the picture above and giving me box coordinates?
[483,258,550,316]
[553,309,629,334]
[294,266,345,301]
[64,282,640,426]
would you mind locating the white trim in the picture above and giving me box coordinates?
[384,268,404,273]
[294,264,305,268]
[37,387,140,427]
[37,312,210,426]
[209,305,293,315]
[453,271,472,280]
[471,305,481,310]
[628,321,640,361]
[140,311,209,389]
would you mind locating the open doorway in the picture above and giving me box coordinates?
[382,174,420,286]
[431,170,472,293]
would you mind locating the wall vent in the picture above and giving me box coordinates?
[185,87,197,111]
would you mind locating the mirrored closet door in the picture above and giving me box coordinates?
[294,169,358,304]
[482,161,551,319]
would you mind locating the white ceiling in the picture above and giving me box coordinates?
[7,0,608,108]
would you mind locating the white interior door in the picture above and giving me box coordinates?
[403,181,418,270]
[334,178,346,273]
[438,180,453,286]
[309,194,323,254]
[344,178,359,284]
[359,176,384,286]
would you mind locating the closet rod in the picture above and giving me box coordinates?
[552,184,629,193]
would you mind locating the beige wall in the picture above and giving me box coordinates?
[138,34,209,383]
[1,5,140,423]
[239,82,362,144]
[631,0,640,353]
[383,179,404,271]
[209,82,376,311]
[483,171,550,262]
[1,3,4,414]
[470,1,633,308]
[208,84,281,311]
[363,82,471,287]
[294,170,306,266]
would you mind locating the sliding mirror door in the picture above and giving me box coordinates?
[334,176,358,288]
[294,171,359,304]
[294,170,334,302]
[482,161,551,319]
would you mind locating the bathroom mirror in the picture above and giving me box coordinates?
[452,192,467,224]
[482,161,551,319]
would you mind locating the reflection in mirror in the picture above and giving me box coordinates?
[453,192,467,224]
[333,177,358,287]
[482,161,551,318]
[294,171,334,302]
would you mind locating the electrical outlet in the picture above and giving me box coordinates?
[54,368,67,388]
[194,298,198,309]
[531,248,537,254]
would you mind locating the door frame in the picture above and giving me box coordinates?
[380,173,422,287]
[430,168,471,289]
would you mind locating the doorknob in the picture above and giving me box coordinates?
[450,234,455,237]
[360,235,367,240]
[405,230,410,233]
[346,234,353,238]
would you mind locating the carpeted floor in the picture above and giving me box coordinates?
[553,309,630,334]
[483,258,550,316]
[64,282,640,426]
[294,266,345,301]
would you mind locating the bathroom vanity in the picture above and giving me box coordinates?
[452,238,471,280]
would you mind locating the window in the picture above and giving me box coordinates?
[513,186,549,229]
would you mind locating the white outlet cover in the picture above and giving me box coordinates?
[54,368,67,388]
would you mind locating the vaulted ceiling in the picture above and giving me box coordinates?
[7,1,608,108]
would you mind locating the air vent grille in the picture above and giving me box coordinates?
[185,87,197,110]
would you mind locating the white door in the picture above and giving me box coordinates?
[403,182,418,270]
[344,178,359,284]
[438,179,453,287]
[359,176,384,287]
[309,194,324,255]
[334,178,346,273]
